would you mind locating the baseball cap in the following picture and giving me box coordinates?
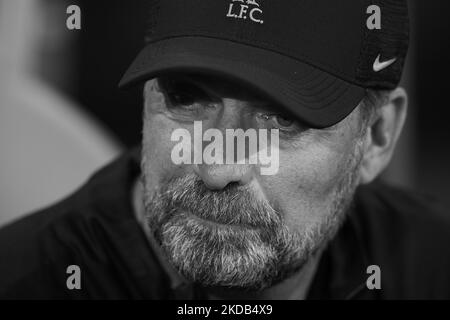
[119,0,409,128]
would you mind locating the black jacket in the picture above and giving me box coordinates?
[0,147,449,299]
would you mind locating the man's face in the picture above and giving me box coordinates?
[141,73,365,290]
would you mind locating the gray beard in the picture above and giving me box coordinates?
[141,144,363,291]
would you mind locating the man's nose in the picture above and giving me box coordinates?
[194,98,255,190]
[194,163,254,190]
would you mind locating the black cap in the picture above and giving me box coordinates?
[119,0,409,128]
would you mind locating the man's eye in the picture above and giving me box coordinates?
[160,78,216,109]
[168,91,198,107]
[274,115,294,128]
[259,113,296,129]
[258,112,307,137]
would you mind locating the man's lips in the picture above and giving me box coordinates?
[184,210,258,230]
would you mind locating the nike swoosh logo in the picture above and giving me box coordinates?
[373,54,397,72]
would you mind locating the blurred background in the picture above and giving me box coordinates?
[0,0,449,226]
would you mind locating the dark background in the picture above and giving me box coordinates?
[38,0,450,208]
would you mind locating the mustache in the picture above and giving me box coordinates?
[146,174,282,229]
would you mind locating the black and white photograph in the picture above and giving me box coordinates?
[1,0,450,305]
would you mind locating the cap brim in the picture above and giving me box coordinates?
[119,37,365,128]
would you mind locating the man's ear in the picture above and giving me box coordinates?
[359,88,408,184]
